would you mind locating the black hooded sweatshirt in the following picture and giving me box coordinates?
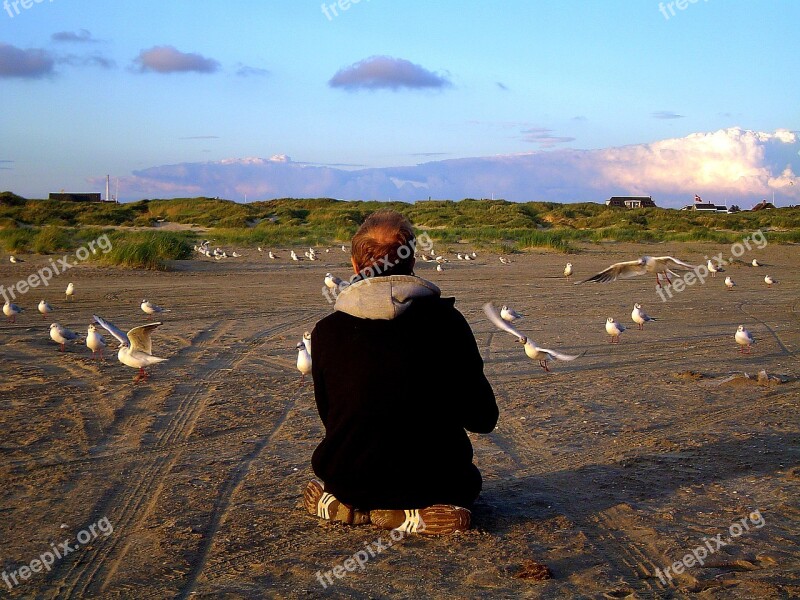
[310,274,498,510]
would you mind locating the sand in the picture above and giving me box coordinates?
[1,241,798,599]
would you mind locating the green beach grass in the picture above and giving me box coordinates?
[1,192,797,267]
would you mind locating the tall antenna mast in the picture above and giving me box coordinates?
[106,175,110,202]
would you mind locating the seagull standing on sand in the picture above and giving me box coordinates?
[764,275,776,287]
[141,299,170,317]
[86,323,106,360]
[735,325,755,353]
[436,264,444,272]
[9,255,22,263]
[483,303,583,372]
[65,282,75,301]
[500,305,523,323]
[606,317,626,343]
[707,260,724,277]
[290,250,299,261]
[296,341,312,384]
[50,323,79,352]
[499,257,511,265]
[324,273,344,291]
[564,262,573,278]
[92,315,167,381]
[752,259,761,267]
[579,256,696,288]
[631,303,656,330]
[38,300,53,319]
[725,276,736,290]
[3,300,23,323]
[268,251,277,260]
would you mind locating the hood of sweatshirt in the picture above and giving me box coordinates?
[334,275,441,320]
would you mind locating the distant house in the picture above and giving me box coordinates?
[680,195,729,213]
[605,196,657,208]
[751,200,775,211]
[49,193,103,202]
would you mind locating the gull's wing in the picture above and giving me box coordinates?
[652,256,696,271]
[483,302,526,340]
[536,347,584,361]
[127,322,162,355]
[577,259,647,284]
[93,314,129,346]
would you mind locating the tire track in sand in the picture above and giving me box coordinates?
[50,310,324,599]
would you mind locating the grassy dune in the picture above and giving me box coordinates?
[1,192,798,267]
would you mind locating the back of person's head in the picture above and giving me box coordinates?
[351,210,416,276]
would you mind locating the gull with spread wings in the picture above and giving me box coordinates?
[577,256,696,288]
[483,302,583,372]
[93,314,167,381]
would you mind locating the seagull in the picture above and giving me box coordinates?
[564,262,573,278]
[341,245,348,253]
[764,275,776,287]
[735,325,755,354]
[257,247,263,252]
[86,323,106,360]
[579,256,696,288]
[457,253,463,260]
[49,323,79,352]
[290,250,299,261]
[141,299,170,317]
[725,276,736,290]
[500,305,523,323]
[606,317,626,343]
[471,252,477,259]
[707,260,725,277]
[268,251,277,259]
[631,303,656,330]
[751,259,761,267]
[499,257,511,265]
[3,300,23,323]
[296,341,312,384]
[9,255,23,263]
[436,264,444,272]
[483,303,582,372]
[65,282,75,301]
[38,300,53,319]
[92,314,167,381]
[231,251,241,258]
[324,273,344,291]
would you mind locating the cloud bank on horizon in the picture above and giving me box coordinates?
[99,128,799,207]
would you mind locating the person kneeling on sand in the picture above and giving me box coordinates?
[304,210,498,535]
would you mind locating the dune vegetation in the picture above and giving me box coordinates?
[1,192,798,268]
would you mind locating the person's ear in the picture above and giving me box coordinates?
[351,256,359,275]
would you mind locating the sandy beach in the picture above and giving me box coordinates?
[1,241,798,599]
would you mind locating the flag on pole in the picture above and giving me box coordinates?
[694,194,702,203]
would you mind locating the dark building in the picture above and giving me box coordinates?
[605,196,657,208]
[49,193,103,202]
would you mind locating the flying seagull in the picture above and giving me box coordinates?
[483,302,582,372]
[578,256,696,288]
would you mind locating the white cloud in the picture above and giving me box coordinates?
[99,128,800,206]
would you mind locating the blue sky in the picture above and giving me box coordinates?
[1,0,798,206]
